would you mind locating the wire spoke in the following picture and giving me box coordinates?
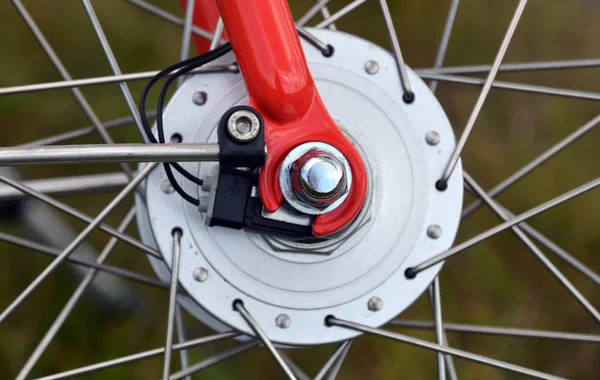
[316,0,337,30]
[297,0,334,26]
[388,320,600,343]
[439,0,528,184]
[429,278,447,380]
[168,341,258,380]
[174,306,191,380]
[325,341,351,380]
[0,230,167,289]
[0,163,156,325]
[417,58,600,75]
[209,17,224,51]
[36,331,239,380]
[419,72,600,101]
[407,175,600,276]
[0,174,161,259]
[12,0,135,178]
[378,0,413,98]
[279,351,311,380]
[0,143,219,165]
[162,230,184,380]
[329,317,565,380]
[315,0,368,29]
[462,113,600,218]
[463,172,600,323]
[16,207,137,379]
[234,301,297,380]
[314,341,352,380]
[178,0,196,88]
[429,0,460,92]
[123,0,217,42]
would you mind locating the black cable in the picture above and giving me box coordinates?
[139,43,233,205]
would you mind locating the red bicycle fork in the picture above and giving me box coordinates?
[186,0,367,236]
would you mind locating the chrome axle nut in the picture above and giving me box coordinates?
[280,143,353,215]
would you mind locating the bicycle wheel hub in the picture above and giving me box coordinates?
[136,29,463,346]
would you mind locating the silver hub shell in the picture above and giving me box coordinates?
[136,28,463,346]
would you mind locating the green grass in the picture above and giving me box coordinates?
[1,0,599,378]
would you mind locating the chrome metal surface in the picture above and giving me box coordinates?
[226,109,261,142]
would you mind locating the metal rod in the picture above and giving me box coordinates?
[178,0,196,88]
[279,351,311,380]
[430,278,446,380]
[234,301,297,380]
[462,113,600,218]
[388,320,600,343]
[463,172,600,323]
[315,0,368,29]
[0,174,161,260]
[297,26,332,56]
[325,341,351,380]
[429,0,460,93]
[407,175,600,276]
[329,317,564,380]
[162,230,184,380]
[169,341,258,380]
[0,230,166,289]
[378,0,413,98]
[439,0,528,184]
[418,72,600,101]
[0,143,219,166]
[174,306,191,380]
[317,0,337,30]
[36,331,238,380]
[416,58,600,75]
[0,65,236,96]
[314,341,352,380]
[124,0,217,42]
[209,17,224,51]
[0,163,157,325]
[16,208,137,380]
[297,0,334,26]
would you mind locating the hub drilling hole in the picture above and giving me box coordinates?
[170,133,183,143]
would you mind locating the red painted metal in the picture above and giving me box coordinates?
[212,0,367,236]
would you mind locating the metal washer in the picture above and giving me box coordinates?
[137,28,463,346]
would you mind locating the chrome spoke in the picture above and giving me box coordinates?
[174,306,191,380]
[0,143,219,165]
[0,173,129,201]
[80,0,148,141]
[430,278,446,380]
[388,320,600,343]
[407,175,600,276]
[429,0,460,92]
[0,174,161,259]
[439,0,528,185]
[314,341,352,380]
[315,0,368,29]
[418,72,600,101]
[0,65,236,96]
[12,0,135,178]
[297,26,332,56]
[162,230,184,380]
[209,17,224,51]
[279,351,311,380]
[124,0,216,42]
[19,112,155,148]
[0,230,167,290]
[36,331,238,380]
[178,0,196,88]
[16,207,137,380]
[169,341,258,380]
[463,172,600,323]
[234,301,297,380]
[325,341,351,380]
[297,0,334,27]
[418,58,600,75]
[462,113,600,218]
[317,0,337,30]
[0,163,157,325]
[378,0,413,98]
[329,317,564,380]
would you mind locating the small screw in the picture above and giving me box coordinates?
[193,267,208,282]
[425,131,440,146]
[427,225,442,239]
[160,179,174,194]
[227,109,261,142]
[364,60,379,75]
[276,314,291,329]
[368,296,383,311]
[193,91,207,106]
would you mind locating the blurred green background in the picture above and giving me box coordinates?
[1,0,599,378]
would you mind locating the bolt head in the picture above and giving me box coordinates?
[425,131,441,146]
[427,225,442,239]
[193,267,208,282]
[192,91,207,106]
[368,296,383,311]
[160,179,175,194]
[227,110,260,142]
[276,314,291,329]
[364,60,380,75]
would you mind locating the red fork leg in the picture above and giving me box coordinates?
[216,0,367,236]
